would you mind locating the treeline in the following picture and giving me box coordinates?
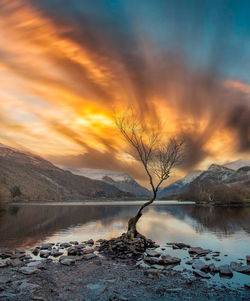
[0,182,22,202]
[179,182,250,204]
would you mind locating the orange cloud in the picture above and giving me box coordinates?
[0,0,249,186]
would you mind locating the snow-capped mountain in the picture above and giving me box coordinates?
[67,168,151,198]
[158,170,203,199]
[223,159,250,170]
[191,163,250,187]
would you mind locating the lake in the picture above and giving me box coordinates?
[0,201,249,288]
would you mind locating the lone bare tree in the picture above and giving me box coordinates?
[115,111,184,240]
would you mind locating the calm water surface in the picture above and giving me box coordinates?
[0,201,249,288]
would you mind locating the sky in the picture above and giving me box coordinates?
[0,0,250,186]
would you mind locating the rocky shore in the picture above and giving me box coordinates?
[0,236,249,300]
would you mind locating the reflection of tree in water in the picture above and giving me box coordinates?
[8,206,19,216]
[153,205,250,237]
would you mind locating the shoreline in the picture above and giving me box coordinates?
[3,200,249,207]
[0,243,249,301]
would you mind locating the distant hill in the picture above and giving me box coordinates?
[0,143,133,202]
[158,170,203,199]
[67,168,151,198]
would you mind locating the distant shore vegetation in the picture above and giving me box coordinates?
[179,182,250,204]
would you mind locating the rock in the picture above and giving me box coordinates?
[214,258,221,262]
[219,265,233,277]
[60,258,75,266]
[151,264,164,270]
[0,249,13,259]
[6,258,22,267]
[0,285,4,292]
[69,241,79,245]
[84,253,97,260]
[185,260,194,265]
[0,292,16,298]
[19,267,41,275]
[11,253,26,260]
[205,257,210,261]
[32,247,40,256]
[15,249,26,254]
[167,242,190,249]
[40,243,53,250]
[186,276,196,285]
[22,255,32,261]
[161,255,181,265]
[144,256,163,265]
[85,239,94,245]
[165,288,182,293]
[209,263,219,273]
[156,287,182,295]
[244,284,250,290]
[192,260,209,271]
[0,261,8,268]
[230,262,250,274]
[247,256,250,264]
[60,242,72,248]
[189,247,212,256]
[144,269,160,276]
[136,260,150,269]
[19,281,40,291]
[96,239,105,243]
[26,261,46,270]
[193,269,211,279]
[39,251,50,258]
[75,244,86,249]
[145,250,161,257]
[50,249,63,257]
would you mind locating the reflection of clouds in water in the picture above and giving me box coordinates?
[45,219,128,244]
[138,208,250,259]
[138,208,197,244]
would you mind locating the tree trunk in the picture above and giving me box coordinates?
[126,192,156,240]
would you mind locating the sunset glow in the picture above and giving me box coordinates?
[0,0,250,185]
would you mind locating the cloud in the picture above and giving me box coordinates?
[0,0,249,184]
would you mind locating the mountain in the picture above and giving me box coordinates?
[159,159,250,200]
[158,170,203,199]
[0,143,133,202]
[223,159,250,170]
[102,175,151,198]
[66,168,151,198]
[192,164,250,186]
